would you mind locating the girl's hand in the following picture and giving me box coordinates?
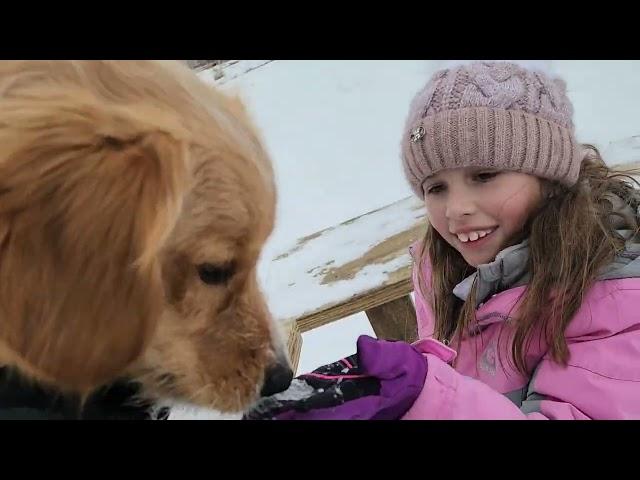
[243,335,428,420]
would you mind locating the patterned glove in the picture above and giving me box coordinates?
[243,335,427,420]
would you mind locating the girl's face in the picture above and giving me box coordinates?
[423,167,543,267]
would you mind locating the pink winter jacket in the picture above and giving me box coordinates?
[401,239,640,420]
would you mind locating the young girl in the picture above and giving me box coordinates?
[399,60,640,419]
[246,60,640,420]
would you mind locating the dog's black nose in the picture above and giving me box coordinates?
[260,362,293,397]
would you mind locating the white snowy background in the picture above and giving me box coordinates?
[168,60,640,419]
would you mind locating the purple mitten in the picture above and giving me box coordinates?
[243,335,428,420]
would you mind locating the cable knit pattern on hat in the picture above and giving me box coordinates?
[402,61,583,198]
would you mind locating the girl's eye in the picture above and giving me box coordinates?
[425,184,445,195]
[474,171,500,182]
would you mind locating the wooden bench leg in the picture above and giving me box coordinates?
[365,294,418,343]
[286,322,303,374]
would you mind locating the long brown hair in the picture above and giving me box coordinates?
[416,145,640,374]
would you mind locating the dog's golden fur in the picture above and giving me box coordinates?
[0,60,282,412]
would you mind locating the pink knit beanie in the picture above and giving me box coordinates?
[401,61,583,198]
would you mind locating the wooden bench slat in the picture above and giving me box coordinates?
[268,196,427,327]
[285,321,303,373]
[295,276,413,333]
[365,294,418,343]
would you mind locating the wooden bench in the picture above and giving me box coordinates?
[266,196,427,371]
[271,159,640,371]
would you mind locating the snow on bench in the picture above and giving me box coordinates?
[265,196,426,369]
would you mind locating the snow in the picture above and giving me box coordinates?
[267,378,315,402]
[266,196,424,323]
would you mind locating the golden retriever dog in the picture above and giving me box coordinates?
[0,60,292,415]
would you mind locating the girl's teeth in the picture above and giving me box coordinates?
[457,228,494,243]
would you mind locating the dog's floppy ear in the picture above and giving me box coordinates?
[0,64,190,392]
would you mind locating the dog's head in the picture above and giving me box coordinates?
[0,60,290,412]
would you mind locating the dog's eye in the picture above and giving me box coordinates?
[197,263,235,285]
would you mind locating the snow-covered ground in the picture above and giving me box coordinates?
[168,60,640,419]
